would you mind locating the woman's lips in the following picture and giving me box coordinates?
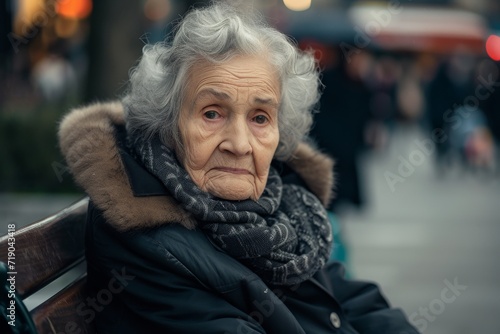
[214,167,251,174]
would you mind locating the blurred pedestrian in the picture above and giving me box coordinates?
[426,50,476,171]
[311,50,372,213]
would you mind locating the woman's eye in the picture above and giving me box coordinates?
[253,115,268,124]
[204,110,219,119]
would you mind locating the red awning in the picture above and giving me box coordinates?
[349,5,488,54]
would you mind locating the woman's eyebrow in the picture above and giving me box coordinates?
[254,97,279,110]
[194,88,231,104]
[188,88,229,110]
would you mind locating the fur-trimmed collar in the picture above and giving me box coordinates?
[58,102,334,231]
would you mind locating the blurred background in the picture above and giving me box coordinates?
[1,0,500,333]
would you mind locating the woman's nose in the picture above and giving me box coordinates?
[219,118,252,156]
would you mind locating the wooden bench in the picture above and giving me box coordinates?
[0,197,94,334]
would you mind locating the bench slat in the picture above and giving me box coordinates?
[0,198,89,297]
[31,275,95,334]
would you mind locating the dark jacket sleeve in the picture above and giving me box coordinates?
[322,262,419,334]
[85,202,266,334]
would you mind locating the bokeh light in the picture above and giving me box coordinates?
[56,0,93,20]
[486,34,500,61]
[283,0,311,12]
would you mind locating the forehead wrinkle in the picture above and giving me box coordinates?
[194,62,278,88]
[187,59,281,109]
[192,82,279,108]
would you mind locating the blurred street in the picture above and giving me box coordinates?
[342,125,500,334]
[2,125,499,333]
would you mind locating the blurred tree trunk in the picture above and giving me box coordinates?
[85,0,145,101]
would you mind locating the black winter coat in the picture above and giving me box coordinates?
[59,102,418,333]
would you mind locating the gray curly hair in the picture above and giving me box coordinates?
[123,2,321,160]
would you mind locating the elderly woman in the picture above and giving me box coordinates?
[59,3,417,333]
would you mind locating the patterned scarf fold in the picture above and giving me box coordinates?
[130,135,333,285]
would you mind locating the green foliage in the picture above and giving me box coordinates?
[0,103,79,193]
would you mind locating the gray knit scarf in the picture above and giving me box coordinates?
[130,136,332,286]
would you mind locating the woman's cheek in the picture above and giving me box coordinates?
[185,146,205,169]
[255,126,280,150]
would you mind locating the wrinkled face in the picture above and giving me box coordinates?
[178,55,281,201]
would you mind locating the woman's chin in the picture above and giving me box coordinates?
[205,181,261,201]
